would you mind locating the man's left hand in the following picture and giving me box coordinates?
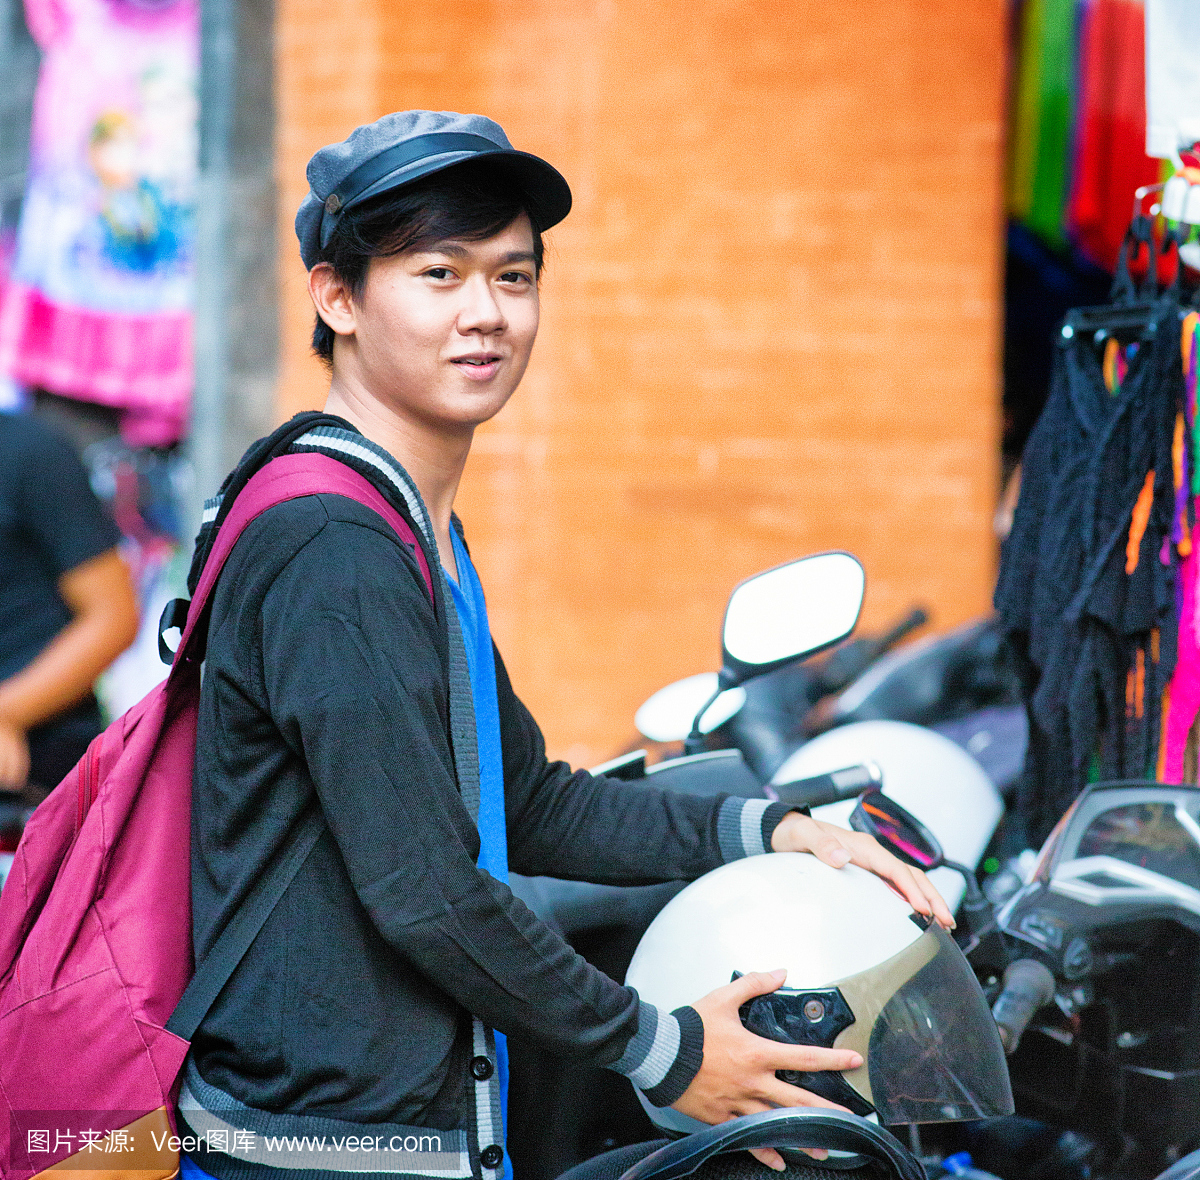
[770,810,955,930]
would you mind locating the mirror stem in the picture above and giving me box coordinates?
[683,684,725,756]
[944,859,986,906]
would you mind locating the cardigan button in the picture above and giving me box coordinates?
[470,1055,494,1081]
[481,1144,504,1168]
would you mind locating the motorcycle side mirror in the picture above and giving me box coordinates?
[849,789,944,870]
[850,790,989,914]
[684,553,865,753]
[720,552,866,689]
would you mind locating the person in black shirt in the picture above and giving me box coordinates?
[0,411,139,792]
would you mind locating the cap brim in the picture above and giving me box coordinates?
[346,148,572,233]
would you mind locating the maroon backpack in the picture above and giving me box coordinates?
[0,453,433,1180]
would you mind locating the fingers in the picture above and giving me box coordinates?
[760,1075,850,1112]
[718,968,788,1006]
[914,867,956,929]
[764,1042,862,1076]
[814,821,958,928]
[749,1145,830,1171]
[880,858,933,917]
[897,868,953,929]
[864,843,955,930]
[783,812,959,931]
[749,1147,786,1172]
[808,829,852,870]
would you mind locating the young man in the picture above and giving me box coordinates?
[181,111,951,1180]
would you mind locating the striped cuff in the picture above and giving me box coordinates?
[608,1000,705,1108]
[716,797,796,861]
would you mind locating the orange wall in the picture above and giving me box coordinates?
[275,0,1007,767]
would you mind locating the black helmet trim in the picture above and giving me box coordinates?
[737,980,875,1116]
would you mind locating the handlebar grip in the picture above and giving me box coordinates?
[772,762,883,810]
[991,958,1056,1055]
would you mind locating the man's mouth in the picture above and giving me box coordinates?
[451,354,503,379]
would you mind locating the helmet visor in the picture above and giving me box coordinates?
[836,924,1014,1125]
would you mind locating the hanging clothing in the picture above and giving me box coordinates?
[1145,0,1200,161]
[1066,0,1161,272]
[1157,313,1200,780]
[1008,0,1078,251]
[0,0,197,446]
[996,293,1185,838]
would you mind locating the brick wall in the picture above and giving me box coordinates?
[274,0,1007,765]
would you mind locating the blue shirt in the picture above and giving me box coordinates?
[445,528,512,1177]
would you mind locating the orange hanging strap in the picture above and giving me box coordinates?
[1175,413,1191,557]
[1158,684,1173,780]
[1104,337,1121,393]
[1126,470,1157,574]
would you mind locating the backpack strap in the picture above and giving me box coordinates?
[160,452,434,667]
[166,806,323,1039]
[163,451,434,1037]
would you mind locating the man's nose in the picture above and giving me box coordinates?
[457,275,506,335]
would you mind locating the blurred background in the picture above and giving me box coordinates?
[0,0,1170,766]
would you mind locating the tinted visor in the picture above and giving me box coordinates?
[836,925,1014,1124]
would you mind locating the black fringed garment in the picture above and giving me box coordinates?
[995,294,1186,840]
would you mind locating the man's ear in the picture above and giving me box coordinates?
[308,263,357,339]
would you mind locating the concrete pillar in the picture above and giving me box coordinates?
[190,0,278,531]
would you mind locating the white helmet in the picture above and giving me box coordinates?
[625,852,1012,1135]
[770,721,1003,912]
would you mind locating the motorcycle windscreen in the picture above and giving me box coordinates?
[835,924,1014,1125]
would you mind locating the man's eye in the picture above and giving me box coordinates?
[499,271,532,284]
[424,267,454,280]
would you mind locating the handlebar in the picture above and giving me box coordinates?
[813,606,929,697]
[772,762,883,810]
[991,958,1056,1054]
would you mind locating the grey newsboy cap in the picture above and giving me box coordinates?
[294,110,572,269]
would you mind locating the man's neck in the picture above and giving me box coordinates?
[324,376,471,573]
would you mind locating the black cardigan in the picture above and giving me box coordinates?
[183,419,791,1179]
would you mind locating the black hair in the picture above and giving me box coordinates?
[310,159,545,364]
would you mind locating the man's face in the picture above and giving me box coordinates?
[341,213,540,434]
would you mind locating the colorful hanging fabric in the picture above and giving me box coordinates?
[1158,313,1200,781]
[1009,0,1079,250]
[0,0,197,446]
[1066,0,1162,272]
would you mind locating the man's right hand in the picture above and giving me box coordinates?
[671,968,863,1172]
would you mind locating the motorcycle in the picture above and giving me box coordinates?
[569,774,1200,1180]
[509,552,893,1178]
[514,554,1200,1180]
[853,782,1200,1180]
[509,553,1017,1175]
[635,610,1026,791]
[570,780,1200,1180]
[632,602,1027,913]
